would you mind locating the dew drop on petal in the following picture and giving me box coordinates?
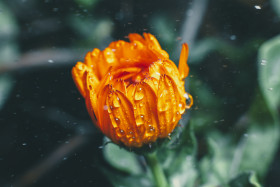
[113,97,121,107]
[134,87,144,100]
[115,117,121,125]
[135,115,145,125]
[114,127,125,137]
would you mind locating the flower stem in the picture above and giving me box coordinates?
[144,153,169,187]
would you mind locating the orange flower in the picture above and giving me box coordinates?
[72,33,193,147]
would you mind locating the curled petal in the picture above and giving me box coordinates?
[179,43,190,80]
[128,33,146,44]
[72,62,89,97]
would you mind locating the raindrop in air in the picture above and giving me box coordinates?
[230,35,236,40]
[22,142,27,146]
[48,59,54,63]
[261,59,267,65]
[254,5,261,9]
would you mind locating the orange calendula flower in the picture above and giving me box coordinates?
[72,33,193,147]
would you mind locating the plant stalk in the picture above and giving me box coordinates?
[144,152,169,187]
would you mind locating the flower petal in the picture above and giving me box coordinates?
[106,89,141,147]
[72,62,88,97]
[178,43,190,80]
[131,82,160,143]
[96,85,117,143]
[157,74,184,137]
[84,49,102,80]
[143,33,169,58]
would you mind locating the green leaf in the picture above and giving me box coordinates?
[101,168,153,187]
[103,140,142,175]
[164,123,198,187]
[229,171,261,187]
[258,34,280,116]
[271,0,280,18]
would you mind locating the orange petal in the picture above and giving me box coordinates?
[143,33,169,59]
[128,33,146,44]
[72,62,88,97]
[96,85,117,142]
[103,48,117,64]
[106,89,141,147]
[157,74,184,137]
[85,71,100,116]
[161,59,186,97]
[84,49,101,80]
[112,79,127,95]
[143,77,159,96]
[178,43,190,80]
[132,82,160,143]
[148,60,164,80]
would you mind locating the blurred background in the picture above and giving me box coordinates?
[0,0,280,186]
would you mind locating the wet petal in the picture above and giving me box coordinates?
[72,62,88,97]
[128,83,160,143]
[96,85,117,142]
[128,33,146,44]
[112,79,127,95]
[106,89,141,147]
[178,43,190,80]
[157,74,184,137]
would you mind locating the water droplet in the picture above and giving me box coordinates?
[261,59,267,65]
[149,143,152,149]
[48,59,54,63]
[77,63,84,71]
[135,87,144,100]
[22,142,27,146]
[113,97,121,107]
[136,115,145,125]
[114,127,125,137]
[139,102,144,107]
[115,117,121,125]
[230,35,236,40]
[178,102,185,114]
[254,5,261,9]
[63,157,68,160]
[268,88,273,91]
[149,126,154,131]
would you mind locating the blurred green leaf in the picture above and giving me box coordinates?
[101,170,153,187]
[103,141,142,175]
[229,171,261,187]
[189,76,224,131]
[68,16,113,47]
[199,132,234,186]
[75,0,99,7]
[258,34,280,116]
[0,2,18,41]
[236,92,280,178]
[162,123,198,187]
[271,0,280,18]
[190,37,262,64]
